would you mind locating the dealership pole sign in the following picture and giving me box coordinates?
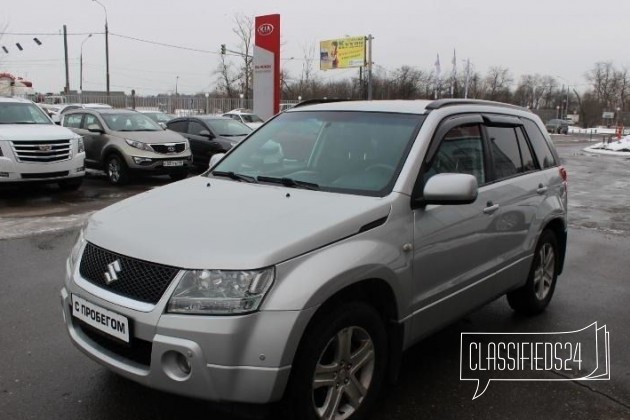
[253,14,280,120]
[319,36,366,70]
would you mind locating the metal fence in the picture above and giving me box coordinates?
[33,94,300,116]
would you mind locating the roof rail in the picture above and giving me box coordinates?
[426,99,528,111]
[291,98,354,109]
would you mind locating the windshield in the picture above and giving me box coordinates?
[144,112,172,123]
[241,114,264,123]
[101,113,163,131]
[204,118,252,136]
[0,102,52,125]
[0,102,52,124]
[210,111,424,196]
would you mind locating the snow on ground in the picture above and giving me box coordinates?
[583,135,630,156]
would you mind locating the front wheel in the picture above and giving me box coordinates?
[106,154,129,185]
[289,302,388,420]
[507,230,559,315]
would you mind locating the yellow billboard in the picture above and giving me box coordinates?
[320,36,365,70]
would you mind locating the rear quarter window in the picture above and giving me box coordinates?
[522,118,557,169]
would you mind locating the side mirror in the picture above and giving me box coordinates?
[199,130,214,138]
[87,124,104,133]
[421,173,478,205]
[158,122,167,129]
[209,153,225,169]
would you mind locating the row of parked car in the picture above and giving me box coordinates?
[0,96,267,189]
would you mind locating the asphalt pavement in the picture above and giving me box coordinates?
[0,136,629,419]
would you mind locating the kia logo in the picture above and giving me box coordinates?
[257,23,274,36]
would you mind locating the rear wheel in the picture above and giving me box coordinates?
[289,302,387,420]
[106,154,129,185]
[507,230,559,315]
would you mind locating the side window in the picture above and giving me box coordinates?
[486,126,522,180]
[188,121,208,136]
[515,127,537,172]
[522,118,557,169]
[167,120,188,133]
[64,114,83,128]
[426,124,486,186]
[84,114,102,130]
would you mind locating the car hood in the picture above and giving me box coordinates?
[111,129,186,144]
[86,176,391,269]
[0,124,76,140]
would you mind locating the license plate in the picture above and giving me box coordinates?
[71,294,130,343]
[163,160,184,167]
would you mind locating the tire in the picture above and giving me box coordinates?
[58,178,83,191]
[169,172,188,181]
[288,302,388,420]
[507,230,559,315]
[106,154,129,185]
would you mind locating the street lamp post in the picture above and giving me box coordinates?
[239,93,244,109]
[80,33,92,92]
[205,92,209,114]
[92,0,110,96]
[556,105,560,119]
[175,76,179,96]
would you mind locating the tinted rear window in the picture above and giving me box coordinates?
[522,118,557,169]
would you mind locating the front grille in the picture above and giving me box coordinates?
[21,171,69,179]
[76,319,152,367]
[11,139,72,163]
[79,242,179,304]
[151,143,186,154]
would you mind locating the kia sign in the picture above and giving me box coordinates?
[253,14,280,120]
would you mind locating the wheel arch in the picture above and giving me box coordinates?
[542,217,567,275]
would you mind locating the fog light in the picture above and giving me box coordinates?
[76,166,85,173]
[0,172,8,178]
[162,350,192,380]
[133,157,153,165]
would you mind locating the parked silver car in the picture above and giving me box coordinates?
[62,108,192,184]
[62,99,567,419]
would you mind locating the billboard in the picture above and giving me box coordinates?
[253,14,281,119]
[320,36,365,70]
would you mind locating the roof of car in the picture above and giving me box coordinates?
[65,108,137,115]
[288,99,528,114]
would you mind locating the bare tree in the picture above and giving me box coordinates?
[214,53,239,98]
[232,14,254,101]
[484,66,513,101]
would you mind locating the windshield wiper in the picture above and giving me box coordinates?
[212,170,257,183]
[257,176,319,190]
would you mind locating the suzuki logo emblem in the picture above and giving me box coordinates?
[257,23,274,36]
[39,144,52,152]
[104,260,122,284]
[167,146,175,152]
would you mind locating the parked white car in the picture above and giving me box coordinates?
[0,96,85,190]
[222,108,265,129]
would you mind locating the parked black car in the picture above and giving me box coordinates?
[545,119,569,134]
[166,116,252,171]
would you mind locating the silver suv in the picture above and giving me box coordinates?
[62,99,567,419]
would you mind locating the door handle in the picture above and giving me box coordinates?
[537,184,548,194]
[483,201,500,214]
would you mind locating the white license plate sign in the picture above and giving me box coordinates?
[163,160,183,167]
[72,295,130,343]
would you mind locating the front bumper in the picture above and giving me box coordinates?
[0,155,85,183]
[61,258,314,403]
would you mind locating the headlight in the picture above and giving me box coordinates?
[67,227,86,272]
[167,267,274,315]
[76,136,85,153]
[125,138,152,152]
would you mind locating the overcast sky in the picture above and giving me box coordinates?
[1,0,629,96]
